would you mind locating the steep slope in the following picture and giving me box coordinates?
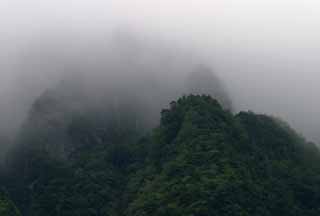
[126,95,320,216]
[185,66,233,110]
[5,85,146,215]
[4,95,320,216]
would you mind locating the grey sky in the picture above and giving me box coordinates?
[1,0,320,141]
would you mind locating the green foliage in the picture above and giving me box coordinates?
[0,190,21,216]
[127,96,320,216]
[3,95,320,216]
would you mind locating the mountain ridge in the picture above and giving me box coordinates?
[2,94,320,215]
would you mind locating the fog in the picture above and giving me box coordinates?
[1,0,320,143]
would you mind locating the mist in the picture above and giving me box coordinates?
[1,0,320,144]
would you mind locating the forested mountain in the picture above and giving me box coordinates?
[1,94,320,215]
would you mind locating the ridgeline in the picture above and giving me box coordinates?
[1,95,320,215]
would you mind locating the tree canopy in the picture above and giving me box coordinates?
[2,95,320,215]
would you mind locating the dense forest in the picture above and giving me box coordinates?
[2,0,320,215]
[0,88,320,215]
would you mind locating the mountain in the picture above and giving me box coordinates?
[3,95,320,215]
[126,95,320,216]
[185,65,233,110]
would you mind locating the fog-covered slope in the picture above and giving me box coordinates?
[3,94,320,215]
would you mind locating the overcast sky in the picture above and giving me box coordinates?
[1,0,320,142]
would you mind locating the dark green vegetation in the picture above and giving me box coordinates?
[0,190,21,216]
[1,94,320,215]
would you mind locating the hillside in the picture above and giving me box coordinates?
[2,95,320,215]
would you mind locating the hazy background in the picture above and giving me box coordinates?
[0,0,320,142]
